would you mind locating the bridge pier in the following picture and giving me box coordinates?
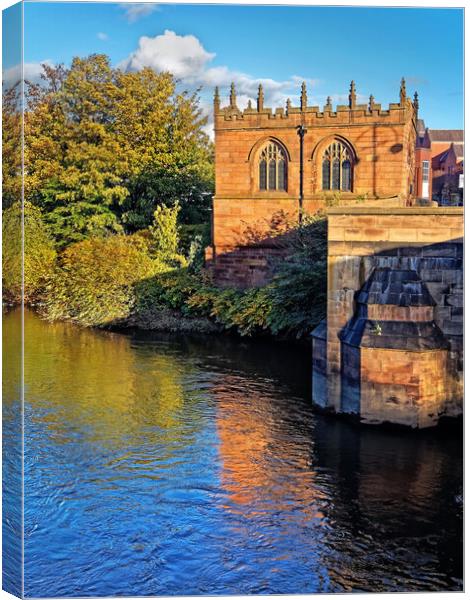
[312,206,463,428]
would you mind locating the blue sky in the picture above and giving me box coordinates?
[14,2,466,130]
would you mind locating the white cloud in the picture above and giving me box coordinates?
[97,32,109,41]
[119,30,215,79]
[119,30,327,137]
[119,3,160,23]
[3,60,54,88]
[120,30,320,103]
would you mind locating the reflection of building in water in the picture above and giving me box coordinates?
[214,375,325,521]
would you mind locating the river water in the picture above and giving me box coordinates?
[3,309,463,596]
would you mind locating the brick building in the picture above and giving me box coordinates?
[207,79,419,287]
[414,118,432,200]
[414,124,463,204]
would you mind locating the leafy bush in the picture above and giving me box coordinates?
[133,270,260,335]
[43,203,196,327]
[264,212,327,335]
[45,235,160,326]
[132,212,327,338]
[179,223,211,253]
[2,201,57,304]
[42,210,327,338]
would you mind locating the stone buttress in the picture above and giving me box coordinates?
[312,207,463,428]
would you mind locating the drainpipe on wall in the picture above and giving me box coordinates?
[297,124,307,224]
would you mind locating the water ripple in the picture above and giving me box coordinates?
[2,310,461,596]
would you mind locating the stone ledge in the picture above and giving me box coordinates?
[214,194,299,201]
[340,319,450,351]
[327,206,464,216]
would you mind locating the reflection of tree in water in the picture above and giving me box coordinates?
[3,308,22,407]
[22,309,205,451]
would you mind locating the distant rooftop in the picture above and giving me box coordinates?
[429,129,464,143]
[416,119,426,135]
[438,142,464,164]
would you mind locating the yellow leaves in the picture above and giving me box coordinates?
[19,54,214,242]
[46,235,159,326]
[2,202,57,303]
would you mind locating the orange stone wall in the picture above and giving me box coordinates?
[359,348,449,428]
[212,95,418,253]
[323,206,463,426]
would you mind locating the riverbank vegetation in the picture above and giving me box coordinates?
[2,201,56,304]
[2,54,327,339]
[131,212,327,337]
[3,201,327,337]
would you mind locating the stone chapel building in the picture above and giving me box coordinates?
[206,79,420,287]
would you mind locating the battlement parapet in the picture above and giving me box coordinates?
[214,79,419,129]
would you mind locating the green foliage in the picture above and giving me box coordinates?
[2,201,57,303]
[265,212,327,336]
[148,202,185,266]
[354,193,368,204]
[45,235,159,326]
[2,84,22,209]
[134,269,204,317]
[43,202,192,325]
[179,223,211,254]
[322,191,342,207]
[179,223,211,271]
[371,322,383,336]
[186,235,205,272]
[24,56,214,247]
[132,213,327,338]
[44,201,123,250]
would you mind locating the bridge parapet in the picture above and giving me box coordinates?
[312,206,463,427]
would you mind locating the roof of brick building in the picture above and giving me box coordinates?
[437,143,464,165]
[416,119,426,135]
[428,129,464,143]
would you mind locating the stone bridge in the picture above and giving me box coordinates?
[312,206,463,428]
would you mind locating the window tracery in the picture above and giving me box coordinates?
[258,142,287,191]
[322,141,353,191]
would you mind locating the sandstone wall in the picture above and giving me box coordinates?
[319,206,463,426]
[210,93,418,288]
[215,103,416,201]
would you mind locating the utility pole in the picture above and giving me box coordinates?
[297,124,307,223]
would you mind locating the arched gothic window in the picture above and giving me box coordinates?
[322,141,353,191]
[258,141,287,191]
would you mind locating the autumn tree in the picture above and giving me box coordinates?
[2,202,57,304]
[24,55,214,247]
[2,83,22,209]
